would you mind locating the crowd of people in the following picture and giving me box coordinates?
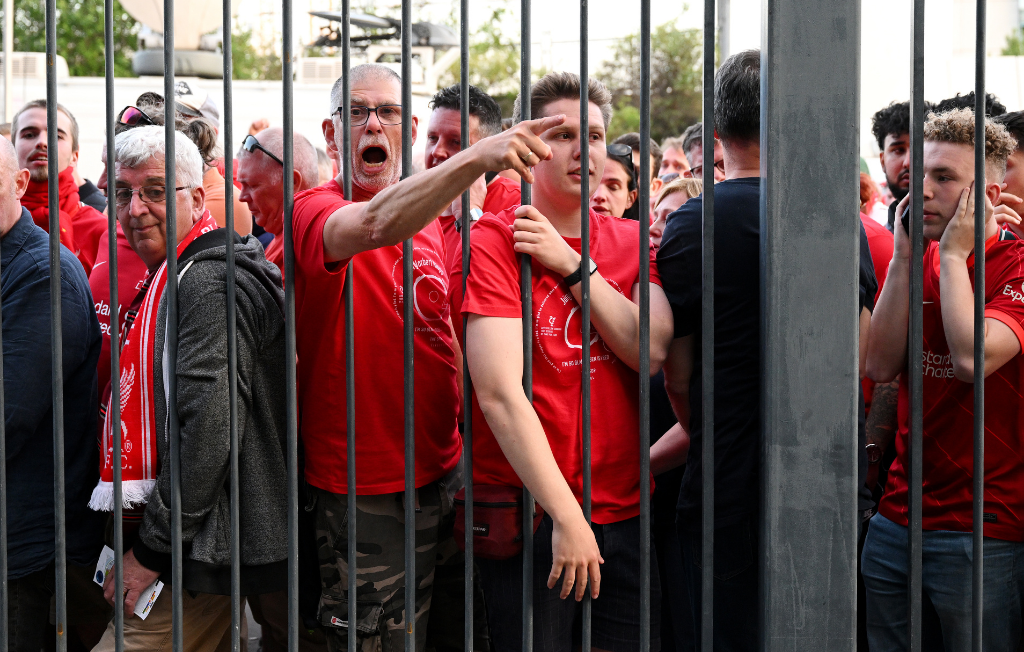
[4,46,1024,652]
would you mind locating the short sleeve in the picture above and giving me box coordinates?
[293,183,351,277]
[859,223,878,313]
[461,214,522,319]
[984,243,1024,350]
[656,199,702,338]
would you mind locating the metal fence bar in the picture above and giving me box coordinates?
[519,1,535,649]
[400,2,416,651]
[699,0,714,647]
[161,0,184,647]
[45,0,67,646]
[972,3,986,647]
[459,0,475,649]
[907,0,925,646]
[103,0,124,648]
[637,0,652,649]
[2,0,10,122]
[221,6,242,651]
[341,1,356,651]
[281,0,299,648]
[579,2,593,650]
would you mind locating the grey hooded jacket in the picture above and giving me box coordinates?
[133,230,288,595]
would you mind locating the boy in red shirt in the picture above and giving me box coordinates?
[460,72,674,652]
[864,108,1024,650]
[293,63,562,652]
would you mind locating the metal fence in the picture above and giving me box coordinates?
[5,0,994,648]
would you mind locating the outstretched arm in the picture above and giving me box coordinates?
[322,116,565,262]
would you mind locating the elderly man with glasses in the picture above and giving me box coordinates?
[90,125,289,652]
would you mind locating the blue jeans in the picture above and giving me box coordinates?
[861,513,1024,651]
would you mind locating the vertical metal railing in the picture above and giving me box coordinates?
[44,0,68,645]
[341,2,357,652]
[700,0,715,648]
[459,0,474,650]
[907,0,925,646]
[401,1,416,650]
[281,1,300,651]
[972,2,986,649]
[578,2,593,650]
[222,1,242,648]
[103,0,124,648]
[161,0,185,648]
[519,2,535,651]
[638,0,652,649]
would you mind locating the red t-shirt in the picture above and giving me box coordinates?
[861,213,894,411]
[460,208,660,524]
[879,235,1024,541]
[264,234,284,273]
[439,175,522,276]
[292,181,461,495]
[71,205,109,276]
[88,223,151,397]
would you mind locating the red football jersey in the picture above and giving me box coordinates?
[292,181,461,495]
[460,207,660,524]
[861,213,894,411]
[879,235,1024,541]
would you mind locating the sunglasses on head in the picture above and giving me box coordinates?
[117,106,156,127]
[606,143,633,158]
[241,135,284,166]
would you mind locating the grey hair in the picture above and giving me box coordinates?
[329,64,402,115]
[113,125,203,188]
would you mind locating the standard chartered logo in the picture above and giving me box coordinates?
[922,350,955,379]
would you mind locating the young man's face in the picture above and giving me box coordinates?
[590,158,636,218]
[879,132,910,202]
[14,107,77,183]
[921,140,1000,241]
[532,98,606,207]
[659,146,689,177]
[424,108,481,170]
[1003,148,1024,201]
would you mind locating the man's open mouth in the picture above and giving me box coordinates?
[361,147,387,166]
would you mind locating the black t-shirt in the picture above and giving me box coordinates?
[858,222,878,512]
[657,178,762,529]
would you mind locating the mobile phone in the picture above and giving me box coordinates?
[901,206,910,234]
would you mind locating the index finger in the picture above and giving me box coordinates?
[525,114,566,135]
[1001,192,1023,206]
[589,558,602,599]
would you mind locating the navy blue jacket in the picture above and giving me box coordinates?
[3,208,104,579]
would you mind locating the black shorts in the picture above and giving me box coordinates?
[476,514,661,652]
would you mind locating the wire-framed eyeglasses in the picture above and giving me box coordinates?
[114,184,191,207]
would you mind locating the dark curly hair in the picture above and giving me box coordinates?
[994,111,1024,152]
[933,91,1006,118]
[872,101,911,151]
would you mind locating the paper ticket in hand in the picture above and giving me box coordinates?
[93,545,164,620]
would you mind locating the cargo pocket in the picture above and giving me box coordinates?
[319,593,385,636]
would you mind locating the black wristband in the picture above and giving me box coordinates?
[564,257,597,287]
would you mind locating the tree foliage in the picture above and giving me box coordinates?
[232,28,282,80]
[598,21,703,143]
[11,0,138,77]
[1004,28,1024,56]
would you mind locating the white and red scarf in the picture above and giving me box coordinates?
[89,212,219,511]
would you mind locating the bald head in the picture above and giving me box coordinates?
[241,128,319,192]
[0,137,29,236]
[330,64,402,115]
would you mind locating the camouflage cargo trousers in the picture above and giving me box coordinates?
[313,473,457,652]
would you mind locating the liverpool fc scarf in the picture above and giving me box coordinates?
[20,167,80,253]
[89,212,219,511]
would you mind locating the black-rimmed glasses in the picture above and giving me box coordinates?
[241,135,284,166]
[334,104,403,126]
